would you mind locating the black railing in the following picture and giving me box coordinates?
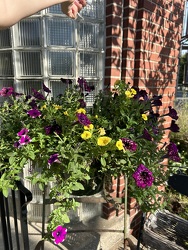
[0,180,32,250]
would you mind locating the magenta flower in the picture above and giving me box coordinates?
[166,142,180,162]
[29,100,38,109]
[27,109,41,118]
[133,164,154,188]
[19,135,31,145]
[17,128,29,136]
[0,87,14,97]
[121,138,137,151]
[48,154,61,165]
[52,225,67,245]
[77,113,91,126]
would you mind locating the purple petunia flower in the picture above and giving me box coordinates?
[48,154,61,165]
[166,120,180,133]
[52,225,67,245]
[166,142,180,162]
[133,164,154,188]
[168,106,178,120]
[43,83,51,93]
[44,124,62,135]
[77,113,91,126]
[142,128,152,141]
[19,135,31,145]
[32,89,46,100]
[17,128,29,137]
[0,87,14,97]
[121,138,137,151]
[77,77,94,92]
[29,100,38,109]
[78,99,86,108]
[14,141,21,148]
[27,109,41,118]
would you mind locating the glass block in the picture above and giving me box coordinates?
[79,23,99,48]
[79,53,98,77]
[15,18,41,46]
[17,51,42,76]
[49,79,74,98]
[46,18,74,46]
[16,80,43,95]
[48,50,74,76]
[0,51,13,76]
[81,0,104,19]
[0,29,11,48]
[48,4,65,14]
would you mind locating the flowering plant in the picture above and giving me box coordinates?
[0,79,180,244]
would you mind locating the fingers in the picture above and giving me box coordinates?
[61,0,87,19]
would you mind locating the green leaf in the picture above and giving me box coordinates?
[101,157,106,167]
[28,151,35,160]
[2,188,9,197]
[9,156,15,165]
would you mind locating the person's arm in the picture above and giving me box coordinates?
[0,0,86,29]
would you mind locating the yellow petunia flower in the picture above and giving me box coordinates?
[41,104,47,110]
[64,111,69,116]
[125,88,137,98]
[142,114,148,121]
[116,139,124,151]
[53,104,62,110]
[76,108,86,114]
[97,136,112,146]
[98,127,106,136]
[84,124,94,130]
[81,131,92,140]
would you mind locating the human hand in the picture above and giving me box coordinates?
[61,0,87,19]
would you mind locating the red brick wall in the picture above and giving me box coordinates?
[104,0,185,237]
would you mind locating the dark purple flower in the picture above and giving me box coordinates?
[52,225,67,245]
[134,89,148,101]
[78,99,86,108]
[142,128,152,141]
[27,109,41,118]
[14,141,21,148]
[44,124,62,135]
[133,164,154,188]
[152,126,159,135]
[166,120,180,132]
[45,125,52,135]
[48,154,61,165]
[0,87,14,97]
[19,135,31,145]
[151,99,162,107]
[43,83,51,93]
[77,77,94,92]
[29,100,38,109]
[32,89,45,100]
[17,128,29,136]
[121,138,137,151]
[60,78,73,84]
[166,142,180,162]
[168,106,178,120]
[77,113,91,126]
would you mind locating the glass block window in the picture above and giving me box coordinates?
[0,0,105,105]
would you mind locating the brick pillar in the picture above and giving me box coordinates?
[105,0,124,88]
[103,0,185,236]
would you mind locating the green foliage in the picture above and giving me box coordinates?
[0,79,181,242]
